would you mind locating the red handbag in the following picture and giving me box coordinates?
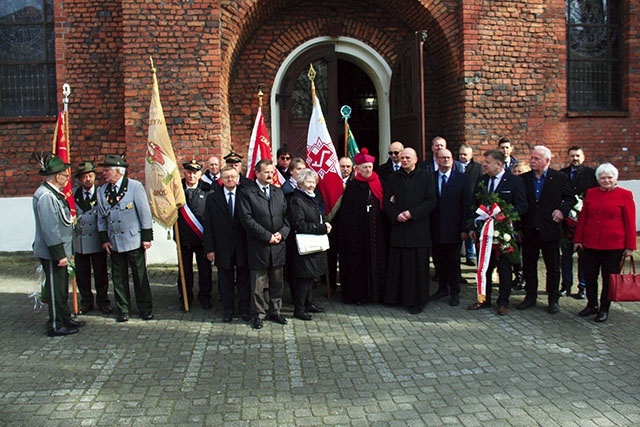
[609,255,640,302]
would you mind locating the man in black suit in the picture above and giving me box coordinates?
[559,146,598,299]
[459,144,482,266]
[430,149,472,306]
[200,155,220,190]
[468,150,527,315]
[420,136,464,173]
[176,160,213,309]
[517,146,574,314]
[239,159,290,329]
[377,141,404,182]
[204,166,250,322]
[499,137,519,173]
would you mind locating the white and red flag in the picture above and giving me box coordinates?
[145,60,186,228]
[246,104,284,186]
[52,111,76,218]
[306,78,343,218]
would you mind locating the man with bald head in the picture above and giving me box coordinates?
[383,148,436,314]
[201,155,220,189]
[420,136,464,173]
[377,141,404,182]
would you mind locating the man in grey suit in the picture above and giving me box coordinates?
[97,154,154,322]
[73,161,111,315]
[33,153,85,336]
[239,159,290,330]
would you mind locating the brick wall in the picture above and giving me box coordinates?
[1,0,639,197]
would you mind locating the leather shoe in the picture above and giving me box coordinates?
[559,288,568,297]
[201,301,212,310]
[578,306,598,317]
[497,306,509,316]
[408,305,423,314]
[47,326,79,337]
[594,311,608,322]
[79,305,93,314]
[267,314,288,325]
[294,312,313,321]
[467,301,490,310]
[548,302,559,314]
[252,318,264,329]
[116,314,129,322]
[516,299,536,310]
[99,305,113,314]
[240,313,252,321]
[64,319,86,328]
[222,313,233,323]
[306,304,325,313]
[574,288,586,300]
[141,313,154,321]
[449,296,460,306]
[430,290,448,301]
[465,258,476,266]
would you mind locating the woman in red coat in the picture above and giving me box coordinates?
[573,163,636,322]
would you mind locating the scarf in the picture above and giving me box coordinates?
[355,171,383,208]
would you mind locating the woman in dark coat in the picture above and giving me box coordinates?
[339,148,387,304]
[289,169,332,320]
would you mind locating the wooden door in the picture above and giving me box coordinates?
[389,31,427,161]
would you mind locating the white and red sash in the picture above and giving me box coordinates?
[474,203,501,303]
[179,204,204,240]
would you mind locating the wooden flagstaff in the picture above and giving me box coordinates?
[174,222,190,312]
[63,83,79,316]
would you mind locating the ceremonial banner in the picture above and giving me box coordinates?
[306,73,344,218]
[346,124,360,161]
[247,105,282,185]
[52,111,76,217]
[145,62,186,228]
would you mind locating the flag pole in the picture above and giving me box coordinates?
[340,105,351,157]
[63,83,79,317]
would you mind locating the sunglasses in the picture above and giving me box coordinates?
[388,151,400,156]
[279,156,291,160]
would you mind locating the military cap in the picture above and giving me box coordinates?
[182,160,203,171]
[99,154,129,168]
[75,160,97,177]
[223,151,243,164]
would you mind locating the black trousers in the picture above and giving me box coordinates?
[75,251,109,308]
[582,248,624,312]
[41,258,71,331]
[522,232,561,303]
[293,277,315,314]
[177,242,212,305]
[484,251,513,307]
[432,242,461,297]
[218,256,251,317]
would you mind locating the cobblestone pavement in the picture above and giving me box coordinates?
[1,252,640,426]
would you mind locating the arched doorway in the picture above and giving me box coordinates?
[272,37,391,164]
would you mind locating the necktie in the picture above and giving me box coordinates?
[440,173,447,195]
[393,163,399,172]
[262,186,269,200]
[84,191,91,203]
[227,192,234,217]
[570,169,576,181]
[488,176,496,193]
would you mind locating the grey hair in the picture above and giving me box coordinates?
[296,168,318,186]
[595,163,619,181]
[112,166,126,176]
[533,145,552,160]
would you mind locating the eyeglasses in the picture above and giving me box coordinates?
[388,151,400,156]
[279,156,291,160]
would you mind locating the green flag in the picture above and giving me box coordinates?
[346,124,360,160]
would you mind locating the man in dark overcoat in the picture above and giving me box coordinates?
[239,159,290,329]
[383,148,436,314]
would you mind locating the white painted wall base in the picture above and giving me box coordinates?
[5,179,640,264]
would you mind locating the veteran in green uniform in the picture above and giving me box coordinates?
[96,154,154,322]
[33,154,86,336]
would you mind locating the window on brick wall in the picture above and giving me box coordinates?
[566,0,621,111]
[0,0,57,118]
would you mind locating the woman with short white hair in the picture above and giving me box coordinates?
[573,163,636,322]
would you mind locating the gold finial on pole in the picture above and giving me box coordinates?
[307,63,316,100]
[258,84,264,108]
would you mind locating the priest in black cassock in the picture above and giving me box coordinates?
[339,148,387,304]
[383,148,437,314]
